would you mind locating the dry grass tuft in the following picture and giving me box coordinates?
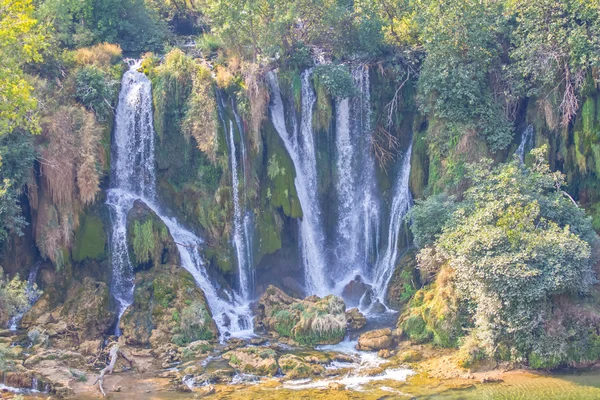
[241,62,269,150]
[182,65,218,160]
[74,43,122,67]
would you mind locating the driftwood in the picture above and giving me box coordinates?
[93,344,134,397]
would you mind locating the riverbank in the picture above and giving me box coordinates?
[4,328,600,400]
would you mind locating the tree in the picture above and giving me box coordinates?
[0,0,46,136]
[408,147,600,367]
[508,0,600,127]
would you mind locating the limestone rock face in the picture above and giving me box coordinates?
[222,347,278,376]
[255,285,347,346]
[345,308,367,331]
[356,328,393,351]
[119,263,218,347]
[120,201,217,347]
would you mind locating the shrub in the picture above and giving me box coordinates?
[314,65,357,98]
[74,43,122,67]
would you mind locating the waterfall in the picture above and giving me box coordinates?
[8,261,42,330]
[333,66,380,282]
[107,60,156,333]
[516,125,534,164]
[372,141,413,305]
[267,70,329,297]
[108,62,252,339]
[227,119,252,300]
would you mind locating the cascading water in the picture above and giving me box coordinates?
[267,70,329,296]
[227,118,252,300]
[8,261,42,330]
[108,61,252,339]
[333,66,381,284]
[371,141,413,307]
[107,60,156,334]
[516,124,534,164]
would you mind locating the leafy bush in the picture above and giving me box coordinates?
[0,267,30,327]
[314,65,357,98]
[408,146,600,367]
[75,66,119,122]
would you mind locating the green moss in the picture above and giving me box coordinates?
[152,278,175,308]
[410,128,429,199]
[264,122,302,218]
[312,73,333,133]
[72,215,107,262]
[132,220,156,265]
[401,314,432,344]
[255,211,282,261]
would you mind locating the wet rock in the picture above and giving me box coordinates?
[356,328,393,351]
[378,349,394,358]
[345,308,366,330]
[24,350,86,369]
[328,382,346,390]
[369,299,387,314]
[119,259,218,348]
[174,383,192,393]
[481,375,503,384]
[385,250,419,309]
[342,276,371,307]
[398,349,422,362]
[194,385,215,397]
[249,337,268,346]
[222,347,278,376]
[279,354,324,379]
[255,285,346,346]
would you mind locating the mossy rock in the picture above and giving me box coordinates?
[385,250,420,310]
[72,215,107,262]
[255,285,346,346]
[126,200,179,271]
[222,347,278,376]
[59,277,115,340]
[119,265,218,347]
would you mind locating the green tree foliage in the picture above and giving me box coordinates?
[416,0,513,153]
[37,0,167,52]
[0,267,30,327]
[201,0,387,62]
[0,133,35,242]
[0,0,46,136]
[508,0,600,127]
[409,147,600,367]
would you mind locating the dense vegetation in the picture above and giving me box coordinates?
[2,0,600,371]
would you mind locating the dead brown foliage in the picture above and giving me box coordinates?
[241,62,269,150]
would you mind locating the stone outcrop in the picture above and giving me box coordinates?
[278,354,325,379]
[120,200,217,347]
[255,285,347,346]
[345,308,366,330]
[356,328,393,351]
[222,347,278,376]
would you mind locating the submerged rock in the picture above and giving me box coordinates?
[342,276,371,307]
[222,347,278,376]
[356,328,393,351]
[279,354,325,379]
[345,308,367,330]
[255,285,347,346]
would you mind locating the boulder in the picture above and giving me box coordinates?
[345,308,366,330]
[356,328,393,351]
[342,276,371,307]
[255,285,346,346]
[222,347,278,376]
[278,354,324,379]
[119,201,218,347]
[58,277,115,340]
